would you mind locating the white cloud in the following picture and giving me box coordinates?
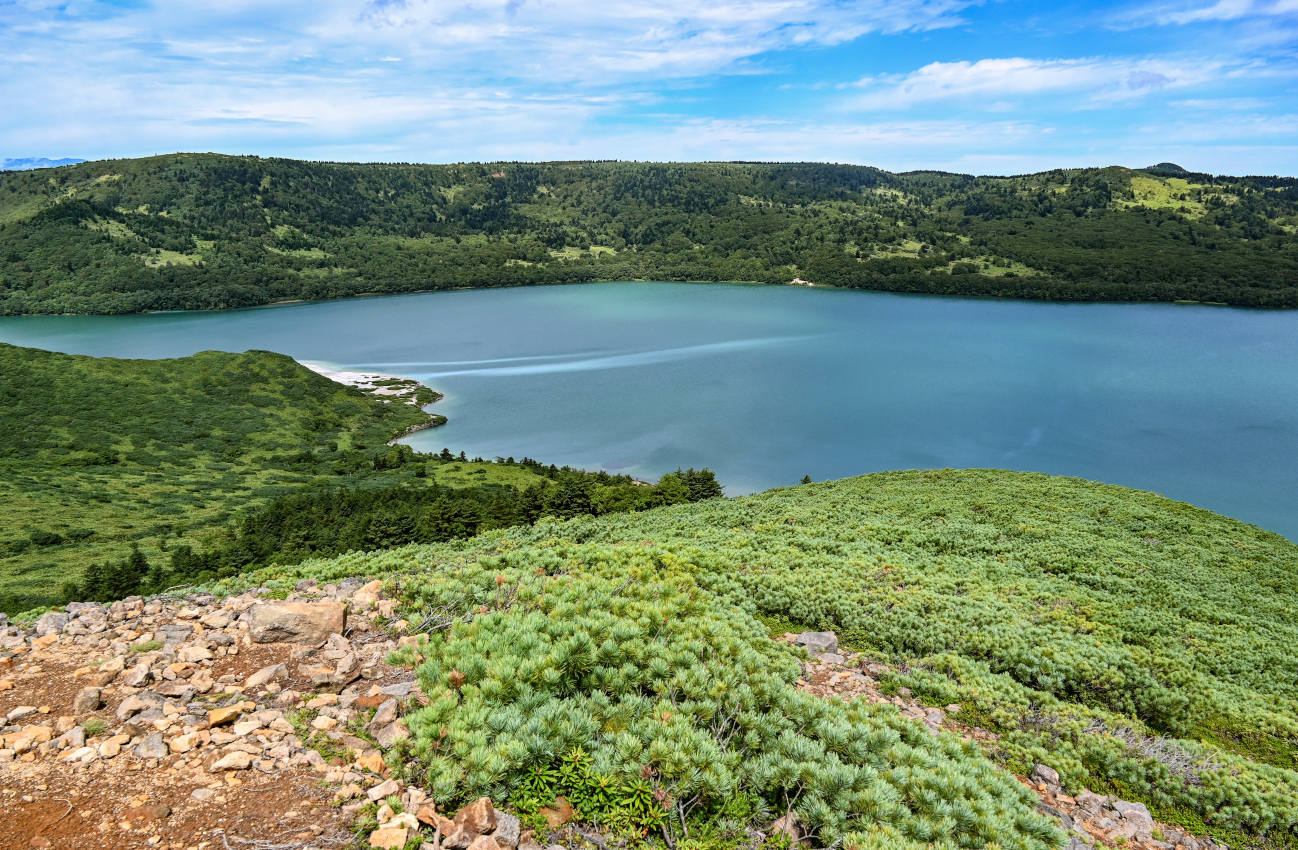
[847,56,1224,110]
[1117,0,1298,27]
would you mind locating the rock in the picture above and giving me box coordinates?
[467,836,500,850]
[134,732,168,759]
[372,720,408,748]
[818,652,846,664]
[455,797,497,836]
[157,624,193,645]
[379,681,417,698]
[368,779,402,802]
[539,796,573,829]
[247,601,346,645]
[368,827,408,849]
[72,687,103,715]
[209,702,251,727]
[212,750,253,771]
[120,662,152,687]
[356,751,386,774]
[190,788,215,802]
[352,580,385,607]
[1032,764,1061,788]
[1112,799,1154,833]
[769,813,804,843]
[793,631,838,656]
[244,663,287,689]
[170,732,199,753]
[177,645,213,663]
[371,698,399,728]
[35,611,70,636]
[123,803,171,822]
[98,739,121,758]
[7,705,38,723]
[492,811,521,848]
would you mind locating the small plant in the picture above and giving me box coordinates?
[129,639,162,653]
[83,717,108,737]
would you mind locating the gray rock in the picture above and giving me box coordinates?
[367,778,401,802]
[190,787,215,802]
[120,662,153,687]
[1112,799,1154,833]
[158,624,194,645]
[371,698,399,728]
[247,601,346,645]
[1065,837,1094,850]
[793,631,838,656]
[1031,763,1061,788]
[72,687,103,715]
[244,663,287,689]
[35,611,69,637]
[818,652,846,665]
[134,732,168,759]
[492,812,521,848]
[379,681,417,698]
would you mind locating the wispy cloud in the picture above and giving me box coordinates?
[846,56,1224,110]
[1117,0,1298,27]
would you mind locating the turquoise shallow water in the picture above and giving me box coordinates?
[2,282,1295,540]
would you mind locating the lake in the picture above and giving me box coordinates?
[2,282,1295,540]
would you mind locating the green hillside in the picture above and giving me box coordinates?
[0,342,446,611]
[0,343,727,613]
[216,469,1298,849]
[1,154,1295,313]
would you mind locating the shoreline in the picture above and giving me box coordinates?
[298,360,448,443]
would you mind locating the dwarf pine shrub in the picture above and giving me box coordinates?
[396,551,1059,849]
[217,468,1298,845]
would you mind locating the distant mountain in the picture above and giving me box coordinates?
[0,152,1295,313]
[1,157,85,171]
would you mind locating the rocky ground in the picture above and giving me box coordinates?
[0,588,1228,850]
[785,631,1225,850]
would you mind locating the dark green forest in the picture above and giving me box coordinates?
[2,154,1295,312]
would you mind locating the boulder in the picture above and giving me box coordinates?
[134,732,168,759]
[455,797,497,836]
[212,750,253,771]
[369,827,408,849]
[247,601,346,645]
[35,612,69,637]
[72,687,103,715]
[244,663,287,689]
[793,631,838,656]
[1031,763,1061,788]
[492,811,521,848]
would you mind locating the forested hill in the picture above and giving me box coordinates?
[1,153,1296,314]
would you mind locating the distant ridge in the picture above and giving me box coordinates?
[0,152,1294,313]
[1,156,86,171]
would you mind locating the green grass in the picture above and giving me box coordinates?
[429,460,548,489]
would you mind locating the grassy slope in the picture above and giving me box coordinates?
[229,469,1298,845]
[0,342,449,609]
[1,155,1295,313]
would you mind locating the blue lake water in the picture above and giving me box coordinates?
[2,282,1295,540]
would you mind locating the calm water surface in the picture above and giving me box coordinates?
[2,282,1295,540]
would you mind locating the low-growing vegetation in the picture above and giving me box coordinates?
[208,468,1298,848]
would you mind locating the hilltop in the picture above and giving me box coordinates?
[3,469,1295,850]
[1,154,1296,314]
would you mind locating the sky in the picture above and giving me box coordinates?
[1,0,1296,174]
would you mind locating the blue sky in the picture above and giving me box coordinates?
[2,0,1295,173]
